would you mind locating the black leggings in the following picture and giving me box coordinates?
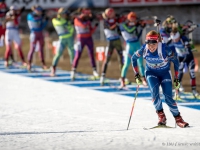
[178,51,196,88]
[101,39,123,76]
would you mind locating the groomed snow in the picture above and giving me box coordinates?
[0,72,200,150]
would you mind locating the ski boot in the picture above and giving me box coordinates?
[50,66,56,77]
[100,75,105,86]
[174,113,189,128]
[156,109,167,125]
[71,70,76,81]
[93,70,99,79]
[4,61,9,68]
[42,65,48,71]
[119,77,125,89]
[27,63,32,72]
[192,89,200,99]
[21,62,27,68]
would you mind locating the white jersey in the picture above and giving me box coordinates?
[5,11,20,30]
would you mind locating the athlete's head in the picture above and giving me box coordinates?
[162,17,175,33]
[57,7,69,19]
[79,8,91,18]
[146,30,161,53]
[170,26,180,43]
[127,12,137,25]
[102,8,115,19]
[32,5,43,16]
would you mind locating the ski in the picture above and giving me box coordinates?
[143,125,175,130]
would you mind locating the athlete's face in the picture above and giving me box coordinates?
[147,43,158,53]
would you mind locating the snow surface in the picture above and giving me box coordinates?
[0,71,200,150]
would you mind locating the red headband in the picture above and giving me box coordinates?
[146,35,159,40]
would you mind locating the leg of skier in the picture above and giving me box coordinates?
[161,71,189,128]
[51,39,67,76]
[13,32,26,66]
[145,70,166,125]
[66,37,75,64]
[38,32,46,69]
[27,32,37,71]
[4,30,13,67]
[100,40,114,85]
[71,39,85,80]
[176,56,185,99]
[85,37,99,78]
[187,58,199,98]
[120,43,132,88]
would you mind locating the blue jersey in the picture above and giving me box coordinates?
[171,36,190,57]
[131,42,179,73]
[27,13,48,32]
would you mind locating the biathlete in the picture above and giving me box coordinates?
[100,8,123,85]
[50,8,75,76]
[27,5,48,71]
[131,30,189,128]
[4,5,26,67]
[170,27,199,98]
[71,8,99,80]
[119,11,146,88]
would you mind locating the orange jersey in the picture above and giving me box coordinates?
[74,17,96,38]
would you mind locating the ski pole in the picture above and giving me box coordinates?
[127,85,140,130]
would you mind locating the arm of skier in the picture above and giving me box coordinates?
[74,18,89,28]
[41,18,48,30]
[131,45,145,74]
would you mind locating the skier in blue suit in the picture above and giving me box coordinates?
[131,30,189,128]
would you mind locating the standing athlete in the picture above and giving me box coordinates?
[4,5,26,67]
[119,12,146,88]
[27,5,48,71]
[100,8,123,85]
[71,8,99,80]
[50,8,75,76]
[131,30,189,128]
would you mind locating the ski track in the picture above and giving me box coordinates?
[0,72,200,150]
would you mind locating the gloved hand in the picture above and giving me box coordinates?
[174,78,180,89]
[135,73,142,85]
